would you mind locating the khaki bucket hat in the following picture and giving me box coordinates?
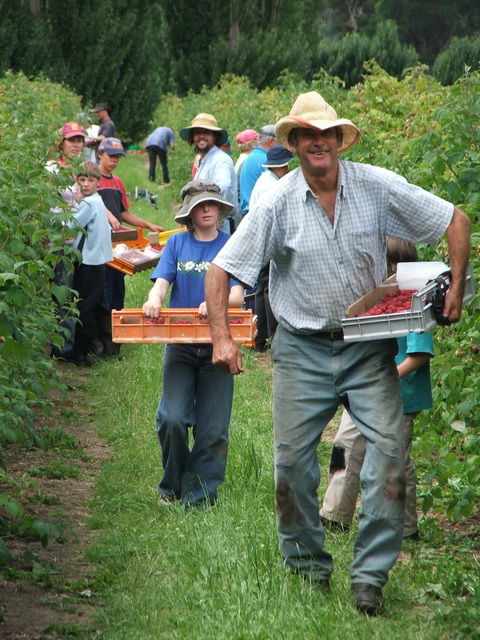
[275,91,360,153]
[180,113,228,146]
[175,180,234,228]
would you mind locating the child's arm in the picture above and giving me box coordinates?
[397,353,432,379]
[65,198,91,228]
[122,210,165,233]
[107,210,122,230]
[143,278,170,319]
[198,284,244,319]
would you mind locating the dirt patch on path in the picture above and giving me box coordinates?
[1,365,109,639]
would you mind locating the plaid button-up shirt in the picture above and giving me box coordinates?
[213,161,453,333]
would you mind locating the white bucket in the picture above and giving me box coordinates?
[396,261,449,290]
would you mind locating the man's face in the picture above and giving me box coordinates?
[291,127,340,178]
[78,175,99,196]
[192,128,215,155]
[98,152,122,175]
[264,135,278,150]
[96,109,108,122]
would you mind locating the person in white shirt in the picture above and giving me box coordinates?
[180,113,238,233]
[249,145,293,351]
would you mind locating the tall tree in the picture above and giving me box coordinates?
[378,0,480,64]
[1,0,168,141]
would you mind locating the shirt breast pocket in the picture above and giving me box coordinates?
[350,231,381,272]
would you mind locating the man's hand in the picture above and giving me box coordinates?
[442,281,465,323]
[148,223,165,232]
[212,337,244,375]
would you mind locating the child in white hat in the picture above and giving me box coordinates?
[143,180,243,508]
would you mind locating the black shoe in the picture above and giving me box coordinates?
[403,530,421,541]
[296,569,331,593]
[320,515,350,533]
[307,576,331,593]
[351,582,384,616]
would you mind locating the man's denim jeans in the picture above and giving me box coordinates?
[156,343,233,506]
[271,326,405,587]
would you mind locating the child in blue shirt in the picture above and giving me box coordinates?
[143,180,244,508]
[65,161,113,366]
[320,238,434,539]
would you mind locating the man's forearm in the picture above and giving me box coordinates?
[446,207,471,289]
[205,264,232,340]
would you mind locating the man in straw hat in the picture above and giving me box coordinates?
[180,114,238,233]
[143,180,243,509]
[205,91,470,614]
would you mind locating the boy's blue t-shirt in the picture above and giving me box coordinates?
[151,230,238,308]
[396,333,434,413]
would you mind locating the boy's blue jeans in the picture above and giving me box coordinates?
[156,343,233,507]
[271,326,405,587]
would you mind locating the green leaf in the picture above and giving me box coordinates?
[0,496,24,520]
[0,539,13,567]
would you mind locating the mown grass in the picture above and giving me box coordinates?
[80,154,479,639]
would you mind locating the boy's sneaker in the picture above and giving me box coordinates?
[319,515,350,532]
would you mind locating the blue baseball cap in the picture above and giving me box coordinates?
[98,137,125,156]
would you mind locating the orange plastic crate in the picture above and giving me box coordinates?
[112,308,257,346]
[108,228,160,275]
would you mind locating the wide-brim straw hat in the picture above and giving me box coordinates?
[175,180,234,226]
[275,91,360,153]
[180,113,228,147]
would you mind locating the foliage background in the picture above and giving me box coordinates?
[1,0,480,139]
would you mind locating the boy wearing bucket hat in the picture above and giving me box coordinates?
[180,114,238,233]
[143,181,243,509]
[205,91,470,614]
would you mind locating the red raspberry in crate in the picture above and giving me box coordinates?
[145,316,165,325]
[359,289,418,316]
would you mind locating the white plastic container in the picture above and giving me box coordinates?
[396,261,449,290]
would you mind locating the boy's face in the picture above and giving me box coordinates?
[78,175,99,196]
[190,201,220,230]
[98,152,122,175]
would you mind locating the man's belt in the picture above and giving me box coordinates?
[310,329,344,341]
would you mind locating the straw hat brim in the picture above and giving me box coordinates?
[180,126,228,147]
[175,193,234,223]
[275,116,360,153]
